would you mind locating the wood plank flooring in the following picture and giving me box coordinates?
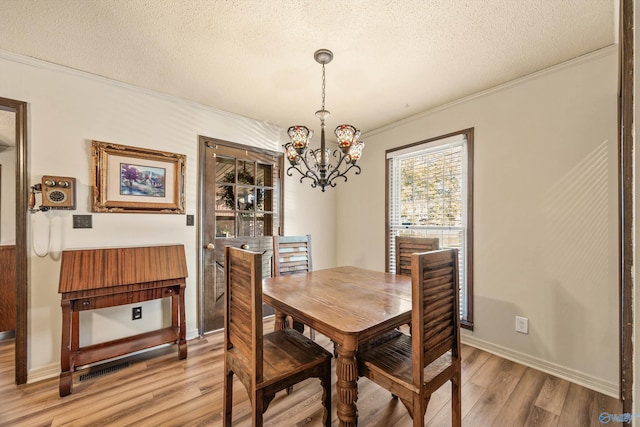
[0,319,622,426]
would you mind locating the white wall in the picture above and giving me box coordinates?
[0,50,336,380]
[337,47,619,396]
[282,177,338,270]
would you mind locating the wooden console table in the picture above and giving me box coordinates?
[57,244,188,396]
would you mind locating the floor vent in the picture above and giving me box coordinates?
[79,361,131,382]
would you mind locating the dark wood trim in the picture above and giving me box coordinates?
[463,129,474,331]
[197,136,207,338]
[0,96,28,384]
[384,158,390,272]
[385,127,475,155]
[619,0,633,415]
[201,137,282,161]
[15,100,27,385]
[384,127,474,330]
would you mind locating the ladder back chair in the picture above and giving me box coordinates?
[223,246,332,427]
[273,235,314,338]
[395,235,440,276]
[357,249,462,427]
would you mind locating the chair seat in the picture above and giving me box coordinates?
[358,333,454,391]
[228,328,332,388]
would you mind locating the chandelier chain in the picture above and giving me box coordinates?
[321,63,326,112]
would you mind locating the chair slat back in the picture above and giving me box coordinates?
[273,235,312,276]
[224,246,263,382]
[411,248,460,387]
[395,236,439,276]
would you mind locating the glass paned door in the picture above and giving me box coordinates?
[200,138,282,334]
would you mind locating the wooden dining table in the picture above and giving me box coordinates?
[262,265,412,427]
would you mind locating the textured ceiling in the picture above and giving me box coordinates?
[0,0,615,135]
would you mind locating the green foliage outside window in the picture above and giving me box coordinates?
[399,147,462,227]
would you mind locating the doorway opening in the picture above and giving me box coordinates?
[0,97,28,385]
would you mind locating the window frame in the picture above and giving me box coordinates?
[385,128,474,330]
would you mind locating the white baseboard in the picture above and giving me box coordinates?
[461,335,619,398]
[28,363,60,384]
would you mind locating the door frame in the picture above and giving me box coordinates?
[0,96,28,384]
[619,0,633,414]
[197,136,284,336]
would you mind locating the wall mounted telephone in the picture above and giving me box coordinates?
[30,175,77,212]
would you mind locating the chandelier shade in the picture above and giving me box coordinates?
[284,49,364,192]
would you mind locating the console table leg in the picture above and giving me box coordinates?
[59,371,73,397]
[177,285,187,359]
[59,300,73,397]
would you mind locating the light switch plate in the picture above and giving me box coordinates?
[73,215,92,229]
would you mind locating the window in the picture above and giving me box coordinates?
[214,156,278,238]
[386,128,473,329]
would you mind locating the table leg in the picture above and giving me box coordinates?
[273,310,287,331]
[336,336,358,427]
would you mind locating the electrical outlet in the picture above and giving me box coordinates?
[132,307,142,320]
[515,316,528,334]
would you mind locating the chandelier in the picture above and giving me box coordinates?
[284,49,364,192]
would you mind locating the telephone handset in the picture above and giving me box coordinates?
[29,175,77,212]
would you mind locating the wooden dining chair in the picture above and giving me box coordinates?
[395,235,440,276]
[393,235,440,333]
[273,235,314,339]
[357,249,461,427]
[223,246,332,427]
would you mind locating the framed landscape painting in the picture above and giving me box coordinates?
[92,140,186,213]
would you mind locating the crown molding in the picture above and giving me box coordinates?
[364,44,618,138]
[0,48,281,134]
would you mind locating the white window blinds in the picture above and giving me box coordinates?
[388,133,469,320]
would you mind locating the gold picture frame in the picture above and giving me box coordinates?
[92,140,185,213]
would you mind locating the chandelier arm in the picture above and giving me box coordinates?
[287,164,321,187]
[323,150,351,181]
[301,151,318,171]
[326,169,349,185]
[324,164,344,182]
[286,165,308,180]
[341,163,362,177]
[328,162,362,184]
[290,150,322,185]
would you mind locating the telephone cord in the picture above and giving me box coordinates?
[31,212,52,258]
